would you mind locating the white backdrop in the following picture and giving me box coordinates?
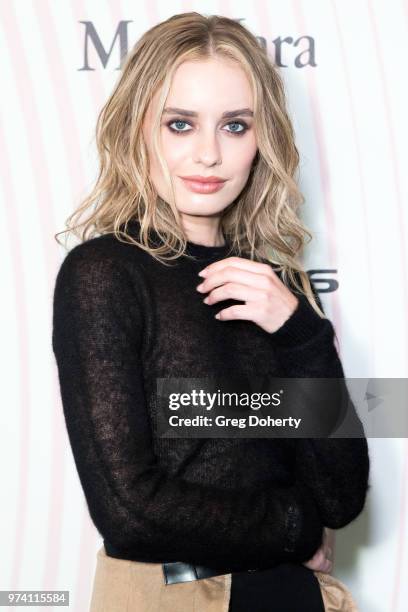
[1,1,407,611]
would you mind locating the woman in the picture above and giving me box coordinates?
[52,12,370,612]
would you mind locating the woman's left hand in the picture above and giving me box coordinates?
[302,527,334,574]
[196,256,299,334]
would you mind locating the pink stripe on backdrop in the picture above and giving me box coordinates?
[0,1,61,599]
[367,0,408,366]
[330,0,376,364]
[0,119,30,593]
[292,0,343,350]
[367,1,408,608]
[23,0,94,606]
[365,5,408,610]
[56,0,107,606]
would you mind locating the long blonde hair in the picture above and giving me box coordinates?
[54,12,325,318]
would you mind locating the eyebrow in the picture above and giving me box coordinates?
[163,107,254,119]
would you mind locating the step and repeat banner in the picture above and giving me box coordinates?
[1,1,407,611]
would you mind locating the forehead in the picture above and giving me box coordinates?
[156,58,254,115]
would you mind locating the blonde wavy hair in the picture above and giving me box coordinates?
[54,11,325,318]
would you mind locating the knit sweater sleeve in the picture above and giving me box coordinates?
[268,275,370,530]
[52,244,324,569]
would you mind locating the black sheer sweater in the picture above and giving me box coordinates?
[52,220,370,573]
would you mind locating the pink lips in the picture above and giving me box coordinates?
[179,176,227,194]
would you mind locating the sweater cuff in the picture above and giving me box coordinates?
[268,294,331,348]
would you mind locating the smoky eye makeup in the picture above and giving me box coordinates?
[163,117,251,136]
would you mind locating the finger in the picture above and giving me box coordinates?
[199,256,279,281]
[302,560,314,569]
[215,304,258,322]
[313,548,326,565]
[302,556,325,572]
[198,266,274,294]
[311,557,332,573]
[205,283,267,306]
[324,528,336,556]
[305,547,327,571]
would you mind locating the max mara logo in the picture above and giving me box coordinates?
[77,20,317,72]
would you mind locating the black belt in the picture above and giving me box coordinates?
[162,561,259,585]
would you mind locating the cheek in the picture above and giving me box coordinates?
[143,128,183,177]
[160,133,189,172]
[146,135,185,197]
[228,147,257,177]
[225,133,257,170]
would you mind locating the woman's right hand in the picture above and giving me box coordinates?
[302,527,333,573]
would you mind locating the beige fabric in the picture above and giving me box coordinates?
[314,571,359,611]
[89,545,232,612]
[89,545,359,611]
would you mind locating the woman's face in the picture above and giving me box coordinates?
[142,57,258,224]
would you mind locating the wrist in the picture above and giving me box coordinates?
[268,294,332,348]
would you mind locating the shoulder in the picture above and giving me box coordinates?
[57,231,146,266]
[52,235,147,355]
[54,233,148,299]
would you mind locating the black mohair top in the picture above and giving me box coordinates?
[52,220,370,573]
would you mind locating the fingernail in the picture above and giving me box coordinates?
[198,270,207,277]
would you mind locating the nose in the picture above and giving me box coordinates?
[193,127,222,166]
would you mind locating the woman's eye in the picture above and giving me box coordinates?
[166,119,248,136]
[224,122,247,134]
[168,120,192,133]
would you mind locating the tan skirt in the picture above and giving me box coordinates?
[89,545,359,612]
[89,545,232,612]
